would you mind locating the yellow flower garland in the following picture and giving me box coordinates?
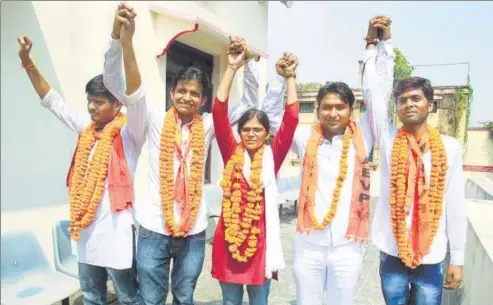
[220,145,265,263]
[68,113,127,241]
[160,107,205,237]
[389,127,447,268]
[311,132,352,230]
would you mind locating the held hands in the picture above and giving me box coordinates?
[17,35,33,64]
[275,52,298,79]
[366,15,392,43]
[112,2,137,45]
[443,264,463,290]
[227,36,247,71]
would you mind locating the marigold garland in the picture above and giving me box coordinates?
[160,107,205,237]
[68,113,127,241]
[309,131,352,230]
[220,145,265,263]
[389,127,447,269]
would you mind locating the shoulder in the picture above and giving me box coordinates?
[440,134,462,161]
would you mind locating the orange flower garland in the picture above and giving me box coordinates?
[159,107,205,237]
[68,113,127,241]
[389,127,447,268]
[220,145,265,263]
[310,131,352,230]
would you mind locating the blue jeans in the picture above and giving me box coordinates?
[379,251,444,305]
[136,226,206,305]
[78,262,142,305]
[219,280,271,305]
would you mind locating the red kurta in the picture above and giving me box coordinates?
[211,97,299,285]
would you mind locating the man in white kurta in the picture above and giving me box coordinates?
[263,76,374,304]
[18,35,142,305]
[103,8,261,304]
[362,16,467,305]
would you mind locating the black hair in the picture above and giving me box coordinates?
[316,82,355,108]
[85,74,117,103]
[393,77,434,103]
[237,109,270,134]
[172,66,211,94]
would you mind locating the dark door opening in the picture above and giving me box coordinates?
[166,41,214,183]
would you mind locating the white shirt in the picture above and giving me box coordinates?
[103,39,259,236]
[41,89,137,270]
[262,76,374,247]
[363,40,467,266]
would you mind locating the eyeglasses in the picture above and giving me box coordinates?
[240,127,266,135]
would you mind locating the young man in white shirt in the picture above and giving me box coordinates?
[263,60,375,304]
[104,5,262,305]
[18,35,142,304]
[362,16,467,305]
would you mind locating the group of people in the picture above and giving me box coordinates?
[18,2,467,305]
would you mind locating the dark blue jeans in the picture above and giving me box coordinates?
[78,262,142,305]
[136,226,206,305]
[219,280,271,305]
[379,251,444,305]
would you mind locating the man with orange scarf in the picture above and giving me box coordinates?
[263,47,374,305]
[18,35,142,304]
[362,16,467,305]
[104,4,263,305]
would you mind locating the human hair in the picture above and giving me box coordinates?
[85,74,117,103]
[316,82,355,108]
[393,76,434,103]
[237,109,270,134]
[172,66,211,95]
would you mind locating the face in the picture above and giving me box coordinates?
[396,88,432,127]
[171,80,206,117]
[240,116,269,151]
[317,93,351,136]
[87,94,121,126]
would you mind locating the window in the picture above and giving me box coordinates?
[360,102,366,114]
[166,41,214,182]
[300,102,315,113]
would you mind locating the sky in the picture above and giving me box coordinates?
[267,1,493,127]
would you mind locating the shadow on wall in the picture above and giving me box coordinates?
[1,1,75,212]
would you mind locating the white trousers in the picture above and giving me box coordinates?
[292,236,364,305]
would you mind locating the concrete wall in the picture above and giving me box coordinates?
[464,129,493,167]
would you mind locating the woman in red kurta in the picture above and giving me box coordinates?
[211,44,299,305]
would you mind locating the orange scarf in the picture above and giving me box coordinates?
[398,130,442,264]
[67,132,133,213]
[297,121,371,241]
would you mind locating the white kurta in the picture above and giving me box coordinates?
[41,89,139,270]
[103,39,260,237]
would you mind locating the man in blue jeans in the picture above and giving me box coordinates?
[104,4,261,304]
[362,16,467,305]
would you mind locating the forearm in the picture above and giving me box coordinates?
[216,66,237,102]
[286,76,297,105]
[121,41,141,95]
[21,59,51,99]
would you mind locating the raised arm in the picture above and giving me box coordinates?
[227,56,259,125]
[104,4,148,152]
[213,42,245,161]
[361,16,396,148]
[18,35,89,133]
[270,53,300,173]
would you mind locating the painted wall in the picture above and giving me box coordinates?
[464,129,493,167]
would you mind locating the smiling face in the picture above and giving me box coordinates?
[240,116,269,151]
[87,94,121,127]
[317,92,351,137]
[396,88,432,127]
[171,80,206,117]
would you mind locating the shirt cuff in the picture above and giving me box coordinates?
[214,96,229,109]
[285,100,299,112]
[377,39,395,57]
[40,88,60,108]
[108,38,123,52]
[450,250,465,266]
[121,86,146,106]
